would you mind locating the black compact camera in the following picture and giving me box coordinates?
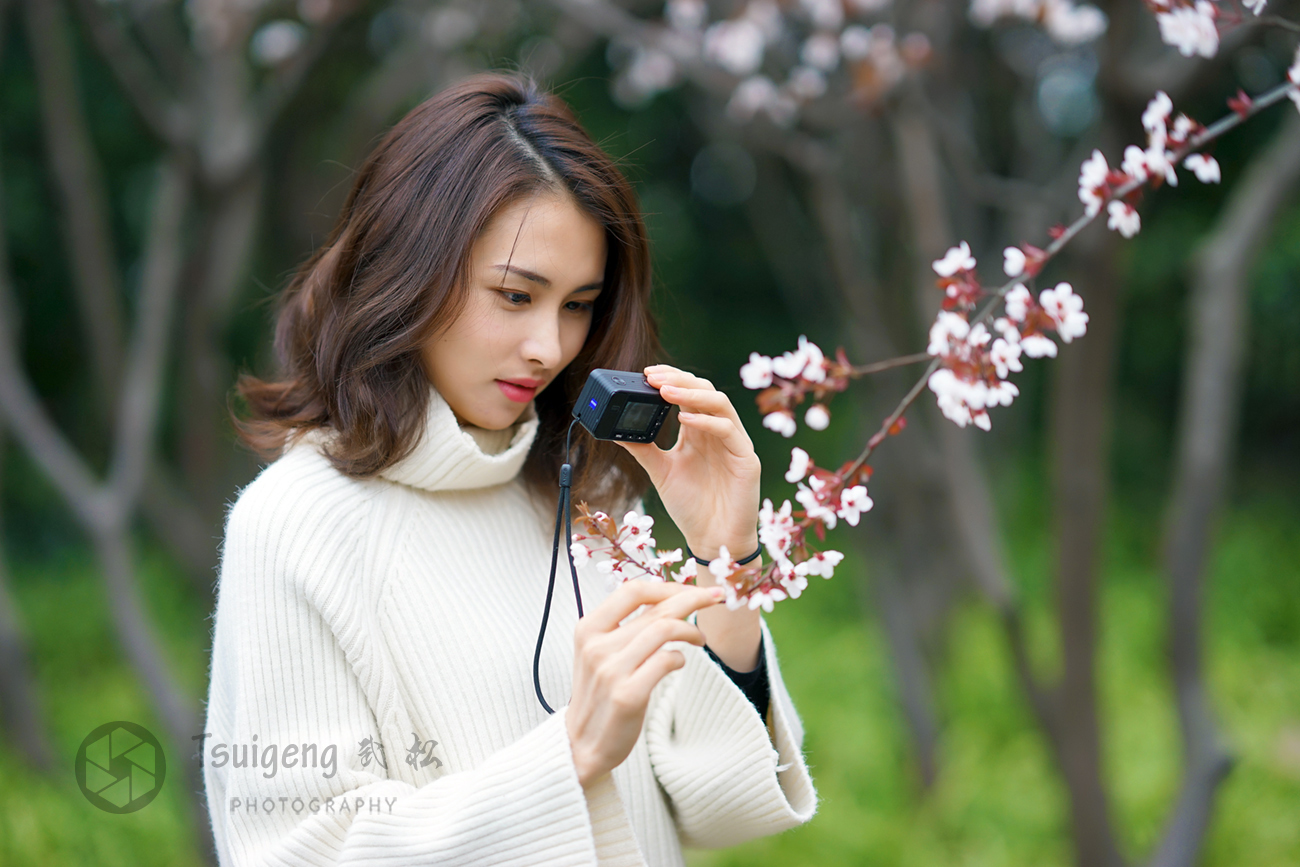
[572,368,671,443]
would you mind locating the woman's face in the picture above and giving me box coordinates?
[422,191,606,431]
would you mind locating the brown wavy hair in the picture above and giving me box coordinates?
[231,71,665,515]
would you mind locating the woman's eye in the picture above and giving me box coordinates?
[566,300,595,313]
[499,291,530,305]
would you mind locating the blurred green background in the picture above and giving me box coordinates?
[0,1,1297,865]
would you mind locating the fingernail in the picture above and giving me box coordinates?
[710,586,725,598]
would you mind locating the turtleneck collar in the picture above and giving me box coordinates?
[296,381,540,492]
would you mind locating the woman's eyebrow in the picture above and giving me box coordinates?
[492,264,602,292]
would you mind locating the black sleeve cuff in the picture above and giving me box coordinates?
[703,634,770,721]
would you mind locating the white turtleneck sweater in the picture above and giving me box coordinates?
[202,381,818,866]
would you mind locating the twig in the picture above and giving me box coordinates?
[839,77,1298,484]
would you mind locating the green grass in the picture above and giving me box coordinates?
[0,476,1296,866]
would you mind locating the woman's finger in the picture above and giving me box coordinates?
[658,385,742,426]
[579,579,719,635]
[677,411,755,459]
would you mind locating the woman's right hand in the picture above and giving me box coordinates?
[565,580,725,789]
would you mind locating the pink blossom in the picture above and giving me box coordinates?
[740,352,774,389]
[1183,153,1221,183]
[786,448,811,483]
[931,241,977,277]
[804,403,831,430]
[1107,200,1141,238]
[837,485,874,526]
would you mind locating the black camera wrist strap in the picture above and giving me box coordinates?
[534,417,584,715]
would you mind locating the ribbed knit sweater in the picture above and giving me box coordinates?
[202,380,818,866]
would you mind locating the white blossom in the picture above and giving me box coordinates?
[1042,0,1107,45]
[1183,153,1221,183]
[804,403,831,430]
[771,352,804,380]
[836,485,874,526]
[707,545,737,582]
[928,310,971,355]
[673,557,699,582]
[1142,90,1173,136]
[795,476,838,528]
[1039,282,1089,341]
[1290,46,1300,115]
[763,410,797,437]
[798,335,827,381]
[800,32,841,71]
[931,240,977,277]
[740,352,774,389]
[787,65,828,100]
[1004,283,1033,322]
[759,497,796,560]
[570,539,591,566]
[665,0,707,31]
[794,549,844,579]
[1078,149,1109,217]
[840,24,873,60]
[1020,334,1059,358]
[1121,144,1149,182]
[250,20,307,66]
[704,17,767,76]
[1244,0,1266,14]
[1106,200,1141,238]
[785,447,811,483]
[1003,246,1026,277]
[1156,1,1218,59]
[800,0,844,30]
[990,337,1023,379]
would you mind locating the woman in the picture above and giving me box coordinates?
[205,71,817,866]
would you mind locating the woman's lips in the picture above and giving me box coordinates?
[496,380,538,403]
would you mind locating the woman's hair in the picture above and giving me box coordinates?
[231,71,664,515]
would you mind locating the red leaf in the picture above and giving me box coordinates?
[814,521,826,542]
[888,416,907,436]
[1227,89,1253,119]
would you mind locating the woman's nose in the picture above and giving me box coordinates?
[521,310,565,369]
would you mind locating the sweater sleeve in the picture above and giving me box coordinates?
[643,615,817,849]
[704,634,770,720]
[204,471,611,866]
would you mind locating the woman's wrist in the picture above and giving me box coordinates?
[685,532,760,565]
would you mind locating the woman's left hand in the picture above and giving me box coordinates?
[614,364,761,564]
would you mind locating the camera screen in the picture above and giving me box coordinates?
[615,400,658,433]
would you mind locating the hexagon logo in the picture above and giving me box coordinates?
[75,721,166,813]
